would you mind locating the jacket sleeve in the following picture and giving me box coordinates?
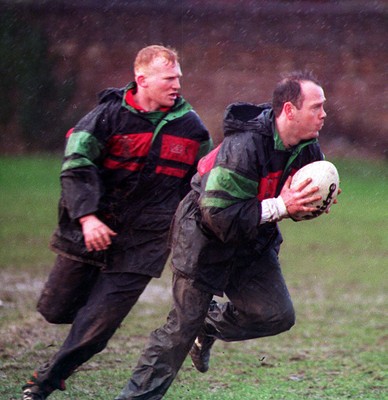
[198,131,262,243]
[59,102,114,221]
[179,112,214,199]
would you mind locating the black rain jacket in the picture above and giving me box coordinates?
[50,83,212,276]
[170,102,323,295]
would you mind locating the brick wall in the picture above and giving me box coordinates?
[5,0,388,158]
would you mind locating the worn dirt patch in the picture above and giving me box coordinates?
[0,269,172,358]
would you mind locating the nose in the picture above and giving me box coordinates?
[173,77,181,90]
[321,107,327,119]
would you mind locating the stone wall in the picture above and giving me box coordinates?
[3,0,388,158]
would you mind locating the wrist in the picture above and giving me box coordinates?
[260,196,288,224]
[276,196,288,219]
[79,214,95,225]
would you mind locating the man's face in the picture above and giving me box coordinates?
[141,57,182,110]
[292,81,327,142]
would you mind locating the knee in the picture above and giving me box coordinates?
[268,304,296,334]
[276,306,296,333]
[244,302,295,337]
[37,301,75,324]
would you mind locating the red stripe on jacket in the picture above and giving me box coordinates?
[197,145,221,176]
[104,158,144,171]
[257,171,283,201]
[66,128,74,138]
[160,134,200,164]
[107,133,153,158]
[155,165,187,178]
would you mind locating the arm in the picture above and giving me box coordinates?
[197,134,263,243]
[60,103,111,219]
[61,102,117,250]
[197,130,326,242]
[261,176,321,223]
[180,122,213,198]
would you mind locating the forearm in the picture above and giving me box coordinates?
[60,167,101,220]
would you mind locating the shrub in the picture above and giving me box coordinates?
[0,8,76,151]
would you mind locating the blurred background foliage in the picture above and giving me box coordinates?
[0,9,76,151]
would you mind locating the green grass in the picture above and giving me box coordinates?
[0,155,387,399]
[0,155,61,270]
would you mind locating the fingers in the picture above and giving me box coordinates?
[284,175,293,188]
[280,177,323,218]
[85,228,113,252]
[292,178,320,203]
[295,177,315,193]
[80,215,117,252]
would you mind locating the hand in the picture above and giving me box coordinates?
[325,187,342,214]
[79,214,117,252]
[280,176,322,219]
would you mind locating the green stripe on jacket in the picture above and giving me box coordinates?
[201,166,257,208]
[62,131,104,171]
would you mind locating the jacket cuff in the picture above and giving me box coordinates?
[260,196,288,224]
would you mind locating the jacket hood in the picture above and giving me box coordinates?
[223,102,273,137]
[98,87,124,103]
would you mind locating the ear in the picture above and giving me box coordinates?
[284,102,294,120]
[136,74,147,88]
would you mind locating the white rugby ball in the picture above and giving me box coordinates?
[290,160,339,221]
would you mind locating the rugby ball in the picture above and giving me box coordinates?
[290,160,339,221]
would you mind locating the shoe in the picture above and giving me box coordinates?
[22,368,64,399]
[189,330,216,373]
[22,384,47,400]
[22,371,49,400]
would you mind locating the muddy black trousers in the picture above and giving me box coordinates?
[34,255,152,395]
[115,247,296,400]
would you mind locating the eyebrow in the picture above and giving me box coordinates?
[164,72,182,78]
[310,97,326,107]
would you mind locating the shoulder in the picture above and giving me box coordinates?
[169,102,210,140]
[186,110,210,134]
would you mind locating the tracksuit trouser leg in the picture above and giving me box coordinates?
[207,247,296,341]
[116,274,213,400]
[116,248,295,400]
[37,255,100,324]
[34,268,152,394]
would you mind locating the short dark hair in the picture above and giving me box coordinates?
[272,71,321,117]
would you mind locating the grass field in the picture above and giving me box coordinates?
[0,155,387,400]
